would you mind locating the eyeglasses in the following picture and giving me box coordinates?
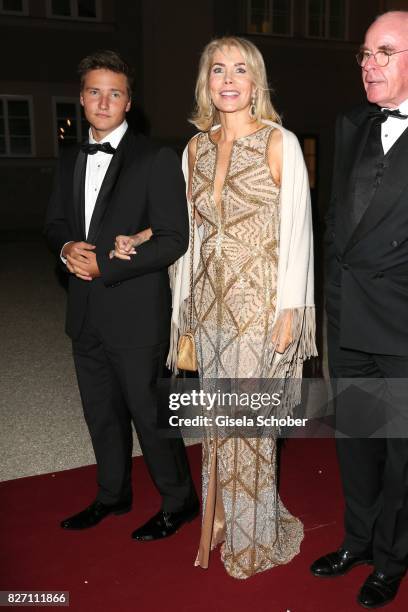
[356,48,408,67]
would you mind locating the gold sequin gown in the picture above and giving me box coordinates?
[191,126,304,579]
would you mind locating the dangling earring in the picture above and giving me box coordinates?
[249,95,256,119]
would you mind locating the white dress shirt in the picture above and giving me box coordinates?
[60,120,128,262]
[381,98,408,154]
[84,120,128,237]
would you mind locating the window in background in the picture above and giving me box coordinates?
[0,97,33,157]
[54,99,87,153]
[0,0,28,14]
[307,0,347,40]
[246,0,293,36]
[47,0,99,20]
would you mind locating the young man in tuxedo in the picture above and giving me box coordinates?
[45,50,198,540]
[311,12,408,609]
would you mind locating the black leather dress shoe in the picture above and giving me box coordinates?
[60,499,132,530]
[310,548,373,577]
[131,503,199,541]
[357,571,402,609]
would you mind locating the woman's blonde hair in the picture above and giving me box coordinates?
[190,36,281,131]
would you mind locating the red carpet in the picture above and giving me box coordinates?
[1,440,406,612]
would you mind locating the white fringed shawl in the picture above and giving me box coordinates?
[167,121,317,387]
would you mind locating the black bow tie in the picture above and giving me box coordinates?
[81,142,116,155]
[369,108,408,123]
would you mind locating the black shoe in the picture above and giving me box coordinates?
[311,547,373,578]
[357,571,402,609]
[60,499,132,530]
[131,503,199,541]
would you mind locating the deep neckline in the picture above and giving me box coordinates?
[207,124,270,146]
[207,124,275,213]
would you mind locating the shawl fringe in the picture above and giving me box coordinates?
[267,306,318,412]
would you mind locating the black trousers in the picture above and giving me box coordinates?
[72,314,197,513]
[328,318,408,578]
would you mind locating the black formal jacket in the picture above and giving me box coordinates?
[44,129,189,348]
[325,103,408,356]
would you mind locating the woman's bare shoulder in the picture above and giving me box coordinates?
[269,126,283,146]
[187,133,201,159]
[267,128,283,186]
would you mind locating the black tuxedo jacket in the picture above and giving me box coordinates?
[325,103,408,356]
[44,129,188,348]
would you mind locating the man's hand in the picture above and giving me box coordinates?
[63,241,101,281]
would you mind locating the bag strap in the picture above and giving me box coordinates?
[187,197,195,332]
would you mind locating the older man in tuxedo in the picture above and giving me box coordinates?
[45,50,198,540]
[311,11,408,609]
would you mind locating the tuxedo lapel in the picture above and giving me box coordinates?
[345,126,408,252]
[73,150,87,239]
[344,117,372,190]
[86,130,130,244]
[336,110,373,248]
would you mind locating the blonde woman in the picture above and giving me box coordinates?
[113,36,316,579]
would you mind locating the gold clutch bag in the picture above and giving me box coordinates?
[177,332,197,372]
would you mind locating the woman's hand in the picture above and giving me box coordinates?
[271,311,293,354]
[110,235,136,260]
[109,228,153,260]
[133,227,153,246]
